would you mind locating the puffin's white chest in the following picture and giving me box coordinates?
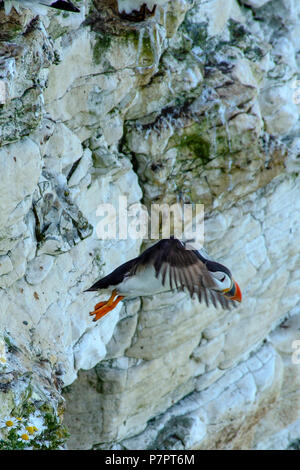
[116,265,171,298]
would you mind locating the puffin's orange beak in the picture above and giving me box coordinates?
[224,280,242,302]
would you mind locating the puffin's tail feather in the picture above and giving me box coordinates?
[84,279,108,292]
[85,258,138,293]
[46,1,80,12]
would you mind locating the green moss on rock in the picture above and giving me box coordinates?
[93,34,111,64]
[177,133,211,164]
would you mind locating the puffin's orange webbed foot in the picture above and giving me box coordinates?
[93,300,107,310]
[89,305,113,322]
[89,290,124,322]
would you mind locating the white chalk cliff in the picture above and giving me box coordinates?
[0,0,300,450]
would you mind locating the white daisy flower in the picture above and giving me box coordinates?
[26,412,47,434]
[0,416,22,429]
[17,426,35,442]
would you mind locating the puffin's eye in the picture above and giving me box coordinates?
[213,271,227,282]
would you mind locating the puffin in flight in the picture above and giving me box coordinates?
[3,0,80,14]
[85,238,242,322]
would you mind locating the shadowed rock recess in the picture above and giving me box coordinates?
[0,0,300,450]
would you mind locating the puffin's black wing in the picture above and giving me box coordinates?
[130,239,236,309]
[127,239,229,308]
[129,239,210,293]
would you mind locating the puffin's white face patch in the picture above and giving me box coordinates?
[211,271,232,291]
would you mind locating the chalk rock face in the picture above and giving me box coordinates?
[0,0,300,450]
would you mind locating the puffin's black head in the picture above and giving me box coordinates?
[206,260,242,302]
[196,253,242,302]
